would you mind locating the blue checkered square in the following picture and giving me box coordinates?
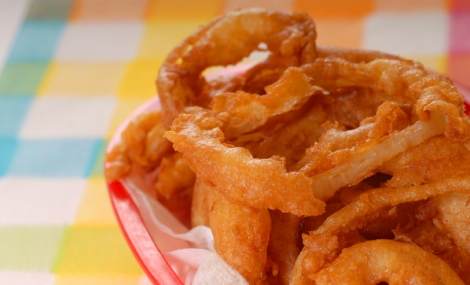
[0,95,33,137]
[0,137,17,176]
[7,138,103,177]
[8,21,65,63]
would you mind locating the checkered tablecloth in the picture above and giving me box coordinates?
[0,0,468,284]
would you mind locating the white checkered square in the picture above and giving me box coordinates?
[0,272,54,285]
[0,178,86,225]
[55,21,143,61]
[20,95,116,138]
[363,11,448,55]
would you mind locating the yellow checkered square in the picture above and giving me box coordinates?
[118,59,160,99]
[137,20,206,60]
[53,225,142,275]
[74,178,117,226]
[39,62,126,96]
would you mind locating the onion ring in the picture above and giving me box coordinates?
[235,102,328,169]
[155,152,194,199]
[306,115,445,200]
[268,212,300,284]
[381,136,470,187]
[211,67,321,138]
[157,8,317,125]
[290,176,470,284]
[432,192,470,253]
[208,184,271,284]
[314,240,464,285]
[394,192,470,283]
[317,46,405,63]
[301,57,469,138]
[165,107,325,216]
[191,178,211,227]
[288,55,470,200]
[105,110,171,181]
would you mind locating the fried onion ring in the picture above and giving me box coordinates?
[208,184,271,284]
[165,107,325,216]
[287,55,470,200]
[105,111,171,181]
[190,178,211,227]
[155,152,195,199]
[302,57,469,138]
[314,240,464,285]
[290,176,470,284]
[305,115,445,200]
[157,8,317,125]
[211,67,320,138]
[268,212,300,284]
[393,192,470,283]
[382,136,470,187]
[432,192,470,254]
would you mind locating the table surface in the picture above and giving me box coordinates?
[0,0,468,284]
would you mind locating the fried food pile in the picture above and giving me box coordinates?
[106,9,470,285]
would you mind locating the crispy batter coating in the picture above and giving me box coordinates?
[314,240,464,285]
[105,111,170,181]
[236,102,328,169]
[394,192,470,283]
[209,185,271,285]
[157,9,317,125]
[382,136,470,187]
[292,177,470,284]
[165,107,325,216]
[433,193,470,253]
[211,67,320,138]
[301,57,470,139]
[317,46,404,63]
[155,152,195,199]
[268,212,300,285]
[105,111,172,181]
[191,178,211,227]
[299,109,444,200]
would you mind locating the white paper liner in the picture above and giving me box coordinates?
[123,178,248,285]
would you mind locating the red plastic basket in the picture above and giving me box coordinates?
[106,99,183,285]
